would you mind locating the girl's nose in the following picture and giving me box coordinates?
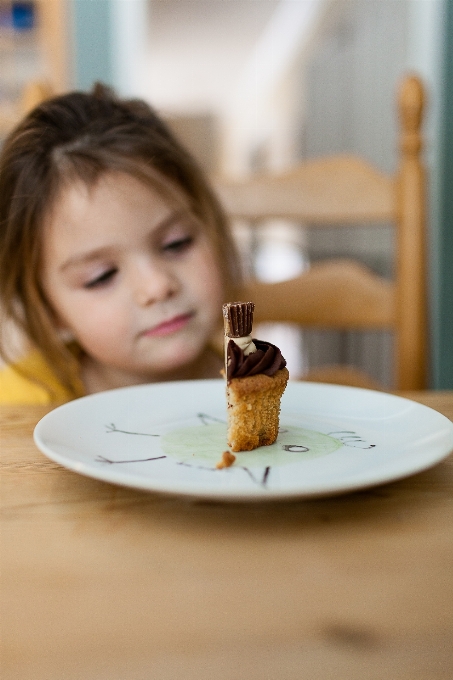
[132,260,179,306]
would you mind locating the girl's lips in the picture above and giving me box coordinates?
[142,313,194,338]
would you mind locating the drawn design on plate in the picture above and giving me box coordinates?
[95,412,349,488]
[161,422,342,469]
[327,430,376,450]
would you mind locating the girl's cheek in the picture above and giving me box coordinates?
[195,242,221,278]
[69,298,117,332]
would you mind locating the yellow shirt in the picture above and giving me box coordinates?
[0,349,85,404]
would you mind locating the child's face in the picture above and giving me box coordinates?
[41,172,224,386]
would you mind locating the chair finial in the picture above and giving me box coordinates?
[21,81,53,116]
[399,74,425,155]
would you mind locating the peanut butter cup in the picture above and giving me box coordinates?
[222,301,254,338]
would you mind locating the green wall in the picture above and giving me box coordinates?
[71,0,114,91]
[433,0,453,387]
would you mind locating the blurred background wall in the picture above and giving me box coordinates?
[0,0,451,386]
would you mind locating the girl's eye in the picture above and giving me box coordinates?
[162,235,194,253]
[84,268,118,289]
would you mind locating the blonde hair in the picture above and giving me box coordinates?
[0,83,240,398]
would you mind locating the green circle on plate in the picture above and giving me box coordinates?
[161,423,342,469]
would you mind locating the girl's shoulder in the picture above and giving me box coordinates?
[0,349,84,405]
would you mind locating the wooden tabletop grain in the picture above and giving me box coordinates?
[1,391,453,680]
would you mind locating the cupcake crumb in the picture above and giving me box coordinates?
[216,450,236,469]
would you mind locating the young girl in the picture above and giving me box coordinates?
[0,84,240,403]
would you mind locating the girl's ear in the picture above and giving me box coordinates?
[44,298,75,342]
[45,306,74,342]
[49,308,76,343]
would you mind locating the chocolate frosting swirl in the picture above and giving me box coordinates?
[226,339,286,381]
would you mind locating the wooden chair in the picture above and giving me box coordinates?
[20,80,53,115]
[215,74,427,391]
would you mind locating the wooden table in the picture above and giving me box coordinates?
[1,392,453,680]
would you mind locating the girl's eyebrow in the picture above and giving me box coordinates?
[60,247,113,272]
[59,211,183,271]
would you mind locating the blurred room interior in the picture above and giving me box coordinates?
[0,0,451,389]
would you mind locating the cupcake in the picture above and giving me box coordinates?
[223,301,289,452]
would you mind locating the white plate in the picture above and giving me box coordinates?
[34,380,453,501]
